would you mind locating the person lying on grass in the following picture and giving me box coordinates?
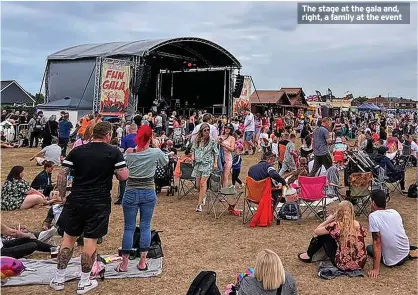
[367,190,418,278]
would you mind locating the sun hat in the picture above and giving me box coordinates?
[285,187,297,196]
[225,123,234,131]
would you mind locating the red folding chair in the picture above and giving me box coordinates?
[297,176,327,221]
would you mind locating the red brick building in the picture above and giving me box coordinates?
[368,95,417,109]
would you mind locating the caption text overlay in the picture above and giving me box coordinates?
[297,2,410,24]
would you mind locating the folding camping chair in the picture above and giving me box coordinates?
[242,177,268,224]
[297,176,328,221]
[383,158,407,196]
[177,162,196,200]
[206,172,243,219]
[347,172,373,217]
[401,144,414,169]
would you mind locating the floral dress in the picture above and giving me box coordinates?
[1,179,30,211]
[325,222,367,271]
[191,138,219,178]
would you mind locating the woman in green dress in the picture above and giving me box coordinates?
[192,123,218,212]
[1,166,47,211]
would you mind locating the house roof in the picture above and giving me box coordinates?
[1,80,35,105]
[249,90,291,105]
[279,87,306,96]
[1,81,13,91]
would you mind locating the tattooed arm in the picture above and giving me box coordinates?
[115,167,129,181]
[57,167,70,203]
[368,232,382,278]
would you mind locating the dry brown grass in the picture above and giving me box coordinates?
[1,147,417,295]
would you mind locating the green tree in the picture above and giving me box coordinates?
[31,93,45,105]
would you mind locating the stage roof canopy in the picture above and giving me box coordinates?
[48,37,241,68]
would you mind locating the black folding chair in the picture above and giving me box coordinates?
[177,162,196,199]
[207,172,243,219]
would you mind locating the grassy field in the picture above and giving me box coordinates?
[1,147,417,295]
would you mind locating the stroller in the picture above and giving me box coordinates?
[154,158,177,196]
[172,127,185,149]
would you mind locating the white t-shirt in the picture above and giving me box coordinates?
[155,115,163,128]
[41,144,62,164]
[190,123,218,143]
[369,209,410,266]
[410,140,418,156]
[244,113,255,132]
[271,142,278,156]
[259,133,269,147]
[116,127,123,139]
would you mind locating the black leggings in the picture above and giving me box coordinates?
[309,154,333,177]
[232,169,242,185]
[307,235,337,264]
[1,238,53,259]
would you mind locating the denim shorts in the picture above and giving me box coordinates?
[245,131,254,141]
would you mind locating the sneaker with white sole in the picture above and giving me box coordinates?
[38,226,58,243]
[195,204,202,212]
[77,279,98,294]
[49,279,65,291]
[202,196,207,206]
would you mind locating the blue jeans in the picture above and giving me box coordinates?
[122,188,157,253]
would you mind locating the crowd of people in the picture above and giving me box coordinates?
[1,106,417,294]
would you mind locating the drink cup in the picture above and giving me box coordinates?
[50,246,59,259]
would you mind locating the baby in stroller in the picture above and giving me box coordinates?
[154,143,177,196]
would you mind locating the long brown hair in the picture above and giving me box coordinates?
[195,123,210,147]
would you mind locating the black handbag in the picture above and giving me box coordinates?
[131,228,164,259]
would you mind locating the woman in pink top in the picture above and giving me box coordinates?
[72,125,93,149]
[217,123,236,189]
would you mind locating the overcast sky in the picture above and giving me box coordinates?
[1,1,417,99]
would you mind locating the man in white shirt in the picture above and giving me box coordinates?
[190,113,218,143]
[155,113,163,136]
[30,137,62,165]
[407,135,418,165]
[367,190,417,278]
[243,108,255,155]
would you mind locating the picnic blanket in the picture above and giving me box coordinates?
[3,256,163,287]
[317,261,364,280]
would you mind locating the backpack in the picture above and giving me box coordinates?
[278,203,299,220]
[34,118,43,132]
[186,271,221,295]
[132,228,164,259]
[407,184,417,198]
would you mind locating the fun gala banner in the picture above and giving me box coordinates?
[100,62,131,116]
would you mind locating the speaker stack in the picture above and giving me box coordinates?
[133,65,152,96]
[232,75,245,98]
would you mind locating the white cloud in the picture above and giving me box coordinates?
[0,1,417,98]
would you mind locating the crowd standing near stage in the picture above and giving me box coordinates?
[1,106,417,294]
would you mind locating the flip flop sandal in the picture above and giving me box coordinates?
[114,263,128,273]
[298,253,312,263]
[137,263,149,271]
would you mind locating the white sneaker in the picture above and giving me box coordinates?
[49,279,65,291]
[38,227,58,242]
[195,205,202,212]
[202,196,207,206]
[77,279,98,294]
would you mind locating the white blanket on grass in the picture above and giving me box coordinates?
[3,257,163,287]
